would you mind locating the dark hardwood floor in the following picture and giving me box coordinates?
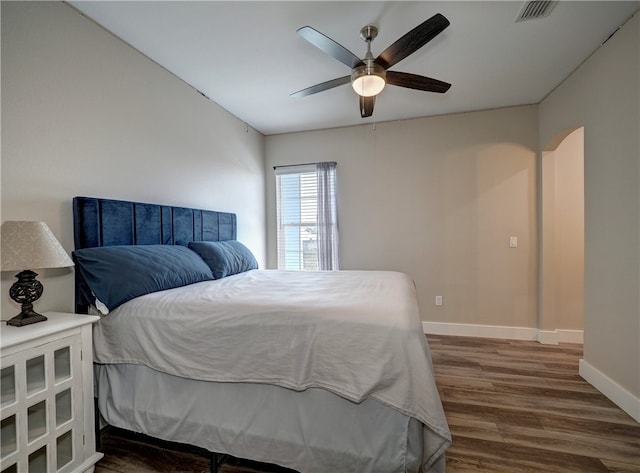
[94,335,640,473]
[429,335,639,472]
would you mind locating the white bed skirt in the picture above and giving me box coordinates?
[95,363,446,473]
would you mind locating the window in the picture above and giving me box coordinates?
[275,162,338,270]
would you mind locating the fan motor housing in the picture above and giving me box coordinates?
[360,25,378,42]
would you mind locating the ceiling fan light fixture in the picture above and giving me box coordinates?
[351,63,386,97]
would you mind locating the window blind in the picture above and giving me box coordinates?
[275,162,338,270]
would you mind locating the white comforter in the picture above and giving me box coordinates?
[92,269,451,468]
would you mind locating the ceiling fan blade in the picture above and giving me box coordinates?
[297,26,365,69]
[290,76,351,98]
[375,13,450,70]
[386,71,451,93]
[360,95,375,118]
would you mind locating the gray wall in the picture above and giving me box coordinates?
[539,13,639,405]
[1,2,266,315]
[266,105,540,328]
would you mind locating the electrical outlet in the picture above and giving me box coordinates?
[435,296,443,306]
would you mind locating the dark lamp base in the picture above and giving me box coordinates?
[6,308,48,327]
[7,270,47,327]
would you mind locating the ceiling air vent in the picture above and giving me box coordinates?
[516,0,557,22]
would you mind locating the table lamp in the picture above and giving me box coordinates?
[1,221,74,326]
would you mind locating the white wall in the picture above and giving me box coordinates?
[1,2,266,316]
[539,12,639,414]
[266,105,539,328]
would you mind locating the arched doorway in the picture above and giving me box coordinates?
[539,127,585,344]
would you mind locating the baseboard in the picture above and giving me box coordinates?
[423,321,539,341]
[423,322,583,345]
[579,359,640,423]
[537,330,559,345]
[556,329,584,344]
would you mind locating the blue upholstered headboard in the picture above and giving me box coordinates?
[72,196,237,312]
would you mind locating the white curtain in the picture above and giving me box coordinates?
[316,162,339,270]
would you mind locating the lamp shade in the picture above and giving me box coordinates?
[1,221,73,272]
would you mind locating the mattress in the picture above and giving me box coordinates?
[92,269,450,471]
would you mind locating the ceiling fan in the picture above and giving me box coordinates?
[291,13,452,118]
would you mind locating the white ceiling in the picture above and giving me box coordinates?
[69,1,639,136]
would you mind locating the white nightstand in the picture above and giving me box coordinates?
[1,312,103,473]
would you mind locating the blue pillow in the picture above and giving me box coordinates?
[188,240,258,279]
[72,245,214,314]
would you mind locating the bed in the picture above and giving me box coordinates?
[72,196,451,473]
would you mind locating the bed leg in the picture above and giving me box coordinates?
[210,452,228,473]
[94,398,101,450]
